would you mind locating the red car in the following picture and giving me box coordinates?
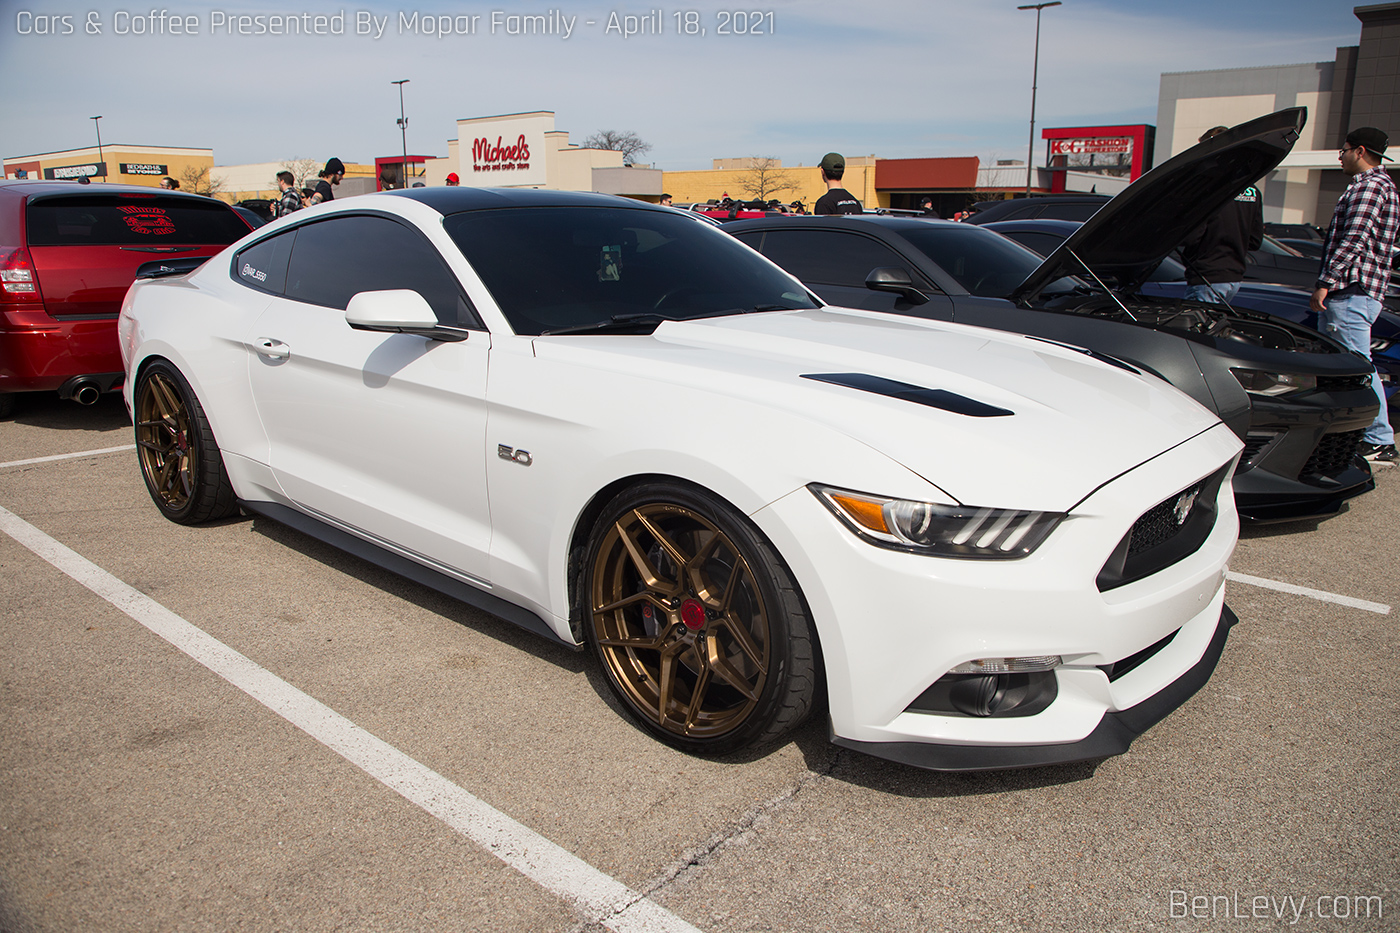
[0,180,252,417]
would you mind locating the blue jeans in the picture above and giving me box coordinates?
[1321,291,1394,446]
[1184,281,1241,305]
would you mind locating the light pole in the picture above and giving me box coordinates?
[90,115,104,182]
[1017,2,1060,197]
[392,79,410,188]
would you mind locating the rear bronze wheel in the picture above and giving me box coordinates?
[584,481,815,754]
[134,361,237,524]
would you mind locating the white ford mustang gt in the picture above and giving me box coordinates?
[119,188,1242,771]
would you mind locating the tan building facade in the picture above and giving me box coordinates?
[662,156,878,210]
[423,111,662,197]
[4,145,213,189]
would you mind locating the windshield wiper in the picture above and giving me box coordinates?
[540,313,679,336]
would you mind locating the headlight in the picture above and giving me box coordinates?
[811,484,1064,559]
[1231,368,1317,396]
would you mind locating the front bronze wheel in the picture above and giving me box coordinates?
[584,482,815,754]
[134,361,237,524]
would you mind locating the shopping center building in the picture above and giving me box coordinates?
[1155,1,1399,226]
[2,145,214,188]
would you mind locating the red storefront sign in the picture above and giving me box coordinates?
[472,134,531,172]
[1049,137,1133,156]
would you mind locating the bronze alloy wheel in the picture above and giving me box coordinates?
[134,361,237,525]
[585,482,815,753]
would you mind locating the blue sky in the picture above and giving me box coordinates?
[0,0,1366,170]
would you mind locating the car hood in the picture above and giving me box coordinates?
[1012,107,1306,302]
[542,308,1227,512]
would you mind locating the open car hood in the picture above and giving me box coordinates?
[1011,107,1306,303]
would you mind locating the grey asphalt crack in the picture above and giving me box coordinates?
[567,749,847,933]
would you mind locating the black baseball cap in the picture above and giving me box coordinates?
[819,152,845,173]
[1346,127,1393,161]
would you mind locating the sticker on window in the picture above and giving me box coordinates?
[240,262,267,283]
[118,205,176,236]
[598,245,621,282]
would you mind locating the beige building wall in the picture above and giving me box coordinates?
[1169,94,1277,158]
[424,115,625,190]
[663,157,878,209]
[4,145,212,189]
[212,161,373,204]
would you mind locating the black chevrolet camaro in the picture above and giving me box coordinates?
[727,108,1378,522]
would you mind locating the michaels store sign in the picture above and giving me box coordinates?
[458,113,551,187]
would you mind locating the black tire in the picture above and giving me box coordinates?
[133,360,238,525]
[582,481,816,755]
[0,392,15,420]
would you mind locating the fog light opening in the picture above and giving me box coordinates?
[906,665,1061,719]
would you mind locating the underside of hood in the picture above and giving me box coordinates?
[1012,107,1306,303]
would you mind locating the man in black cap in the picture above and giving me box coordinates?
[1179,125,1263,305]
[1311,126,1397,462]
[814,152,862,214]
[308,157,345,206]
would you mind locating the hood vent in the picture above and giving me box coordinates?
[802,373,1013,418]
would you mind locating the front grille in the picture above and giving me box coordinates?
[1096,463,1230,592]
[1317,374,1371,391]
[1127,496,1190,555]
[1301,429,1364,478]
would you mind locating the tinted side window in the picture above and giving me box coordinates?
[233,230,294,294]
[26,195,250,246]
[753,230,915,288]
[1004,231,1065,257]
[284,214,478,326]
[1040,202,1105,222]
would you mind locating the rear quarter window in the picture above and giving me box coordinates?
[25,195,250,246]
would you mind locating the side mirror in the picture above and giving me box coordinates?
[865,267,928,305]
[345,290,468,342]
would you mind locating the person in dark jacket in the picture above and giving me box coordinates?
[307,157,344,206]
[1178,126,1264,305]
[814,152,862,214]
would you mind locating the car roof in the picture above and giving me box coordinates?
[376,186,673,215]
[725,215,959,235]
[0,179,236,206]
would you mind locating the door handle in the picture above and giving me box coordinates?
[252,338,290,361]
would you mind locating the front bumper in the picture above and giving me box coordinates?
[832,605,1236,771]
[752,422,1242,771]
[1232,384,1378,521]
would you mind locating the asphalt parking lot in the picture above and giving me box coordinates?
[1,393,1395,933]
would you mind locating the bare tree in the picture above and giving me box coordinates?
[180,164,225,198]
[582,129,652,165]
[280,157,320,191]
[735,157,795,201]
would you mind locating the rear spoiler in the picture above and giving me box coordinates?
[134,256,210,279]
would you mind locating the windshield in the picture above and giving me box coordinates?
[444,206,817,335]
[897,223,1052,298]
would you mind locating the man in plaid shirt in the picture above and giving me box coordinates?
[1311,126,1397,462]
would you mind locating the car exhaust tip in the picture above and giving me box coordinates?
[72,382,102,405]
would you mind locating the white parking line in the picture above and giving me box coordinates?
[0,504,702,933]
[0,444,136,469]
[1227,571,1391,615]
